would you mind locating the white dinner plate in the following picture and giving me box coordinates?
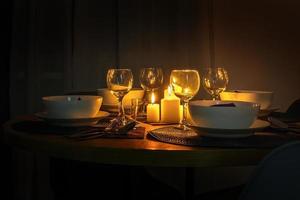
[35,111,110,127]
[101,104,131,113]
[190,119,270,138]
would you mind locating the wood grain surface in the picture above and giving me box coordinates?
[3,116,271,168]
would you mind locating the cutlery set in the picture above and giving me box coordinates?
[65,120,137,140]
[268,117,300,134]
[63,116,300,141]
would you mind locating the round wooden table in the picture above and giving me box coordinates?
[3,116,271,168]
[3,116,272,200]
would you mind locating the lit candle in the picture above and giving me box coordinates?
[161,85,181,123]
[163,85,178,99]
[147,93,160,122]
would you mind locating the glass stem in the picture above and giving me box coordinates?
[212,94,219,101]
[181,100,189,130]
[118,96,126,125]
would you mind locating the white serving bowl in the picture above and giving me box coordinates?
[97,88,144,107]
[189,100,260,129]
[42,95,103,119]
[220,90,273,110]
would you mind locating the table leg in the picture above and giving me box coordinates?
[185,167,195,200]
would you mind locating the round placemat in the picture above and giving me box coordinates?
[148,126,202,146]
[148,126,297,148]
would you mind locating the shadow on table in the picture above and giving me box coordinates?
[50,158,183,200]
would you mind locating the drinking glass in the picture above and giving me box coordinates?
[130,98,143,120]
[139,67,163,113]
[139,67,163,92]
[106,69,133,126]
[202,67,229,100]
[170,70,200,130]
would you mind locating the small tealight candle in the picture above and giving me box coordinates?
[161,85,181,123]
[147,93,160,122]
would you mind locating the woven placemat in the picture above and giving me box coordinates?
[12,119,145,139]
[148,126,300,148]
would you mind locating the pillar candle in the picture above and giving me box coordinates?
[147,93,160,122]
[161,86,181,123]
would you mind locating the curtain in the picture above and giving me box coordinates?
[9,0,300,199]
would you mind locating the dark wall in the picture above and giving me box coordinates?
[0,1,13,199]
[1,1,12,123]
[10,0,300,116]
[213,0,300,110]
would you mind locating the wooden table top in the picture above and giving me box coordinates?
[2,116,272,168]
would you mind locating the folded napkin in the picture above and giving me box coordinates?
[12,118,145,140]
[269,99,300,122]
[148,126,300,148]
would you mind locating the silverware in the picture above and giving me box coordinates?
[66,120,137,140]
[268,117,300,133]
[66,130,106,139]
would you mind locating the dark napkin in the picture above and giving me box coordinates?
[270,99,300,123]
[148,126,300,148]
[12,119,145,139]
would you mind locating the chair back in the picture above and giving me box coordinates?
[239,141,300,200]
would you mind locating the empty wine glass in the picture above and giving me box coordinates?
[139,67,163,92]
[170,70,200,130]
[139,67,163,112]
[106,69,133,126]
[202,67,229,100]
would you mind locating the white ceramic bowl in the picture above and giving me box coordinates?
[189,100,260,129]
[220,90,273,110]
[97,88,144,107]
[42,95,103,119]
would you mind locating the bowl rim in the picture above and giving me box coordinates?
[42,95,102,102]
[222,90,273,94]
[96,88,144,92]
[189,100,259,108]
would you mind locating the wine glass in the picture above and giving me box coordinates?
[202,67,229,100]
[139,67,163,111]
[170,70,200,130]
[139,67,163,92]
[106,69,133,126]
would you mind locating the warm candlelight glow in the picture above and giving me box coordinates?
[184,88,191,94]
[151,92,155,104]
[168,85,172,96]
[172,77,177,84]
[164,85,178,99]
[179,105,192,122]
[161,85,181,123]
[147,92,160,122]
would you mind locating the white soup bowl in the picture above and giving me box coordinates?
[42,95,102,119]
[189,100,260,129]
[220,90,273,110]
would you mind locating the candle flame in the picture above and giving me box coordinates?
[151,92,155,104]
[168,85,172,96]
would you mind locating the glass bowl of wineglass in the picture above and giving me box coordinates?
[139,67,163,112]
[170,69,200,130]
[202,67,229,100]
[106,68,133,126]
[139,67,163,92]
